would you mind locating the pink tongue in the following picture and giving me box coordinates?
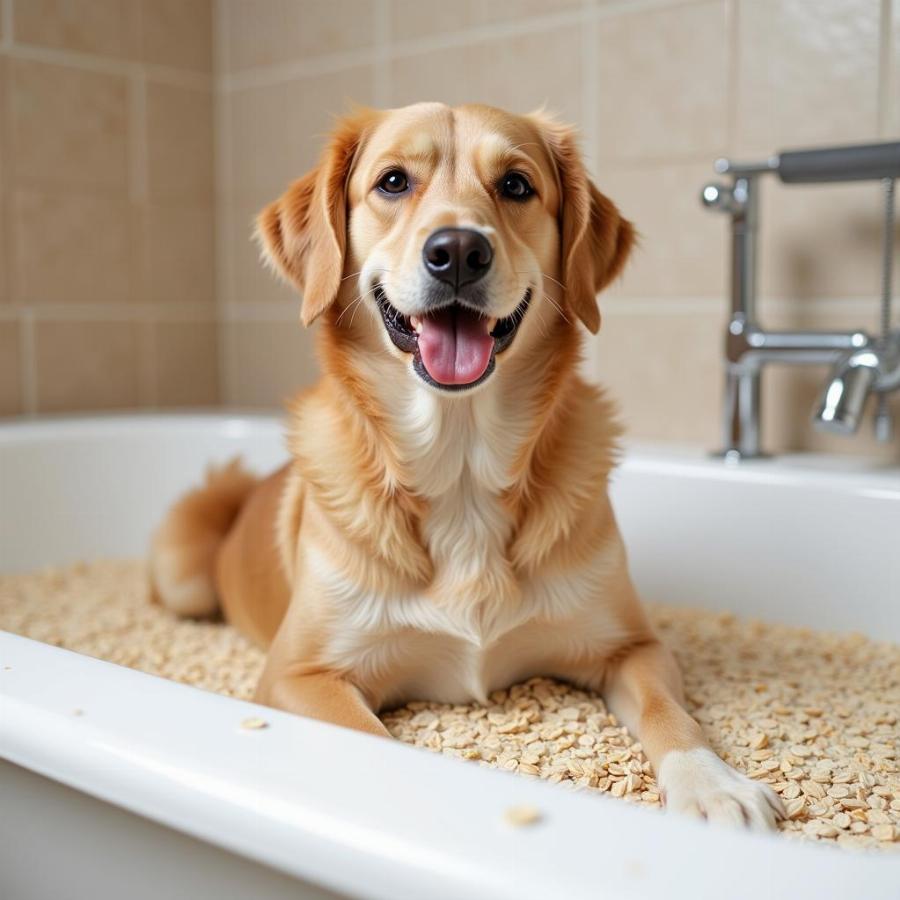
[417,307,495,385]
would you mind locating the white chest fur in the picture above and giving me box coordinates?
[316,385,628,707]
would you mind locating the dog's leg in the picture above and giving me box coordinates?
[603,639,784,829]
[255,669,389,737]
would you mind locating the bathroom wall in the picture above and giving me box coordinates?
[216,0,900,457]
[1,0,898,458]
[0,0,217,415]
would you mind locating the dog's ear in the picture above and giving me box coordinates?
[535,116,635,334]
[256,110,377,326]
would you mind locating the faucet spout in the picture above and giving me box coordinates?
[814,333,900,436]
[813,349,881,434]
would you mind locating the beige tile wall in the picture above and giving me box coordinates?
[0,0,218,416]
[215,0,899,459]
[2,0,897,459]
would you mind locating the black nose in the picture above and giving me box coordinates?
[422,227,493,291]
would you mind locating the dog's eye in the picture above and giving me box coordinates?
[377,169,410,195]
[499,172,534,201]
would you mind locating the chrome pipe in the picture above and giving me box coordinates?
[703,142,900,458]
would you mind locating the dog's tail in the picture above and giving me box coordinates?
[149,459,258,618]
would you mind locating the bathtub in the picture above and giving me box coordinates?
[1,414,898,900]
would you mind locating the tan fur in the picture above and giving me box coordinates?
[151,103,782,827]
[150,460,258,618]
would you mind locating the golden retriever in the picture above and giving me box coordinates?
[151,103,783,829]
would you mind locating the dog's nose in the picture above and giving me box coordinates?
[422,228,493,291]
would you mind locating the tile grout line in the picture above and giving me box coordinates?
[1,0,24,409]
[582,0,600,382]
[877,0,894,138]
[129,0,155,408]
[0,0,12,52]
[19,307,37,414]
[581,0,600,174]
[373,0,391,107]
[724,0,740,155]
[0,302,219,322]
[128,67,148,202]
[137,317,158,408]
[3,42,211,89]
[1,6,11,310]
[212,0,237,406]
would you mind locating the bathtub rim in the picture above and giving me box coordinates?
[2,630,899,900]
[1,409,897,490]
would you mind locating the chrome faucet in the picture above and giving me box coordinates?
[702,142,900,459]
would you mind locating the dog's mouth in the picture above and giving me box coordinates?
[374,285,532,391]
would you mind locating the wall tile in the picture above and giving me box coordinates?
[11,187,135,303]
[228,67,374,205]
[887,2,900,138]
[390,0,582,42]
[154,320,219,406]
[600,162,727,299]
[140,0,212,72]
[596,1,728,162]
[389,26,583,127]
[35,320,140,411]
[146,83,213,203]
[225,0,374,73]
[13,0,140,59]
[0,322,23,416]
[735,0,880,157]
[0,60,6,304]
[0,56,6,172]
[145,203,214,303]
[0,196,8,304]
[757,178,893,302]
[590,307,726,446]
[226,66,374,306]
[228,194,296,306]
[226,320,319,407]
[9,59,129,190]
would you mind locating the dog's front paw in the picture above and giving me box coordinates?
[657,748,785,830]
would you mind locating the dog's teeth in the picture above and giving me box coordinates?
[410,316,423,334]
[487,317,498,332]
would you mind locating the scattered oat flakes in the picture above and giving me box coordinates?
[503,804,543,827]
[240,717,269,731]
[1,559,898,853]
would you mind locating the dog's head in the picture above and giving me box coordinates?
[257,103,633,394]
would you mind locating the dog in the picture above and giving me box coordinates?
[151,103,783,829]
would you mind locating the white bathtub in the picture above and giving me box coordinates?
[1,414,898,900]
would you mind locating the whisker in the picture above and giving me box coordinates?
[335,291,366,326]
[340,268,392,284]
[542,292,571,325]
[348,292,367,328]
[540,271,566,290]
[533,303,552,340]
[514,270,567,291]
